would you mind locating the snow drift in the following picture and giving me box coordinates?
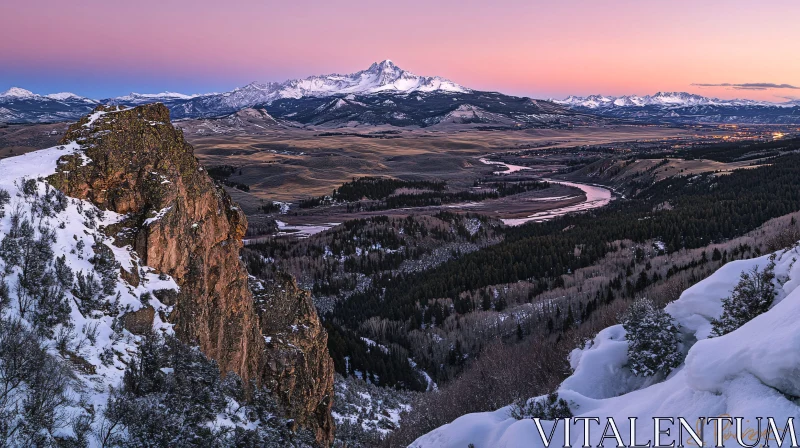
[412,250,800,447]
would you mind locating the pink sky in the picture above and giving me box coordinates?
[2,0,799,100]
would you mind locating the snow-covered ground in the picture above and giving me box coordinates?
[333,374,413,438]
[0,142,181,442]
[412,249,800,448]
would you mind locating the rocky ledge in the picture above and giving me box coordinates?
[48,104,335,445]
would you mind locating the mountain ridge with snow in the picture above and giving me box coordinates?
[553,91,791,108]
[101,59,468,111]
[1,87,97,103]
[552,91,800,124]
[1,60,476,124]
[4,64,800,125]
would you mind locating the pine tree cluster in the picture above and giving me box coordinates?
[100,332,317,448]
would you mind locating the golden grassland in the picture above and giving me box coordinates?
[187,125,694,205]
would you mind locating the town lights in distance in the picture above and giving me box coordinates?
[532,417,799,448]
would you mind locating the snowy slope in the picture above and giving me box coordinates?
[0,110,298,444]
[412,250,800,448]
[0,139,183,442]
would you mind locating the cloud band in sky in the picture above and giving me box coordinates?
[692,82,799,90]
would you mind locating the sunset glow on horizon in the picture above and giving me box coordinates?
[2,0,799,101]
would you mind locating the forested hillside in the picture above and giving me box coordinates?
[334,154,800,350]
[240,136,800,447]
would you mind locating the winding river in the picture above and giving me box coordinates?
[479,158,613,226]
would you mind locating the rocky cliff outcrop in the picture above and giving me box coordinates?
[252,273,335,443]
[47,104,334,445]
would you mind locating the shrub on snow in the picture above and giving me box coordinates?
[622,297,682,377]
[710,256,777,337]
[510,392,573,420]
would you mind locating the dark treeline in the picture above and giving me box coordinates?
[639,136,800,163]
[298,177,446,208]
[334,177,446,201]
[681,136,800,162]
[206,164,250,192]
[325,320,427,391]
[485,180,550,196]
[343,190,499,212]
[299,177,551,210]
[384,190,496,209]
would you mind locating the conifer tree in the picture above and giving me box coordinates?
[710,257,776,337]
[622,298,682,377]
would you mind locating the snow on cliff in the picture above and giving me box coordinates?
[412,250,800,448]
[0,140,181,439]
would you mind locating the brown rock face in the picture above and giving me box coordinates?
[253,273,335,441]
[48,104,334,445]
[122,306,156,335]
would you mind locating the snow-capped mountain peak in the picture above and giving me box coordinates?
[152,60,471,115]
[0,88,98,122]
[273,59,470,99]
[45,92,82,100]
[649,91,709,105]
[0,87,36,99]
[550,92,800,124]
[0,87,95,103]
[368,59,398,72]
[111,91,201,104]
[553,91,777,109]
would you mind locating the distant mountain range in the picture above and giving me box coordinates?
[0,87,100,123]
[0,60,592,128]
[555,91,783,108]
[552,92,800,124]
[3,61,799,126]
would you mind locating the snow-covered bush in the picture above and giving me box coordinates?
[0,211,27,273]
[88,241,121,296]
[100,332,316,448]
[53,255,74,288]
[72,271,104,315]
[509,393,573,420]
[0,189,9,219]
[622,297,682,377]
[0,280,9,310]
[331,374,414,447]
[0,317,83,446]
[32,280,70,337]
[710,256,776,337]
